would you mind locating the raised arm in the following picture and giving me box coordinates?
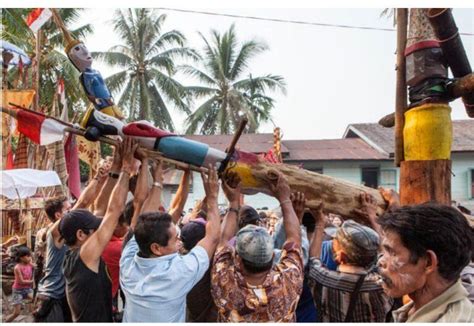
[309,203,326,258]
[219,171,241,246]
[169,169,191,223]
[130,148,151,230]
[140,160,164,215]
[196,165,221,259]
[267,171,301,246]
[80,138,138,272]
[93,147,123,216]
[72,166,108,210]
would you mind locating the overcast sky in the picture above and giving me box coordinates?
[69,6,474,140]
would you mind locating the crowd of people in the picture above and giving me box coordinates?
[2,137,473,323]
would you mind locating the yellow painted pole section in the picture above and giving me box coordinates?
[403,103,452,160]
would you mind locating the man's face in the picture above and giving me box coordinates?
[377,230,427,298]
[156,224,181,256]
[68,43,92,71]
[56,200,71,221]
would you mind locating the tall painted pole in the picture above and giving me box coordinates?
[399,8,452,205]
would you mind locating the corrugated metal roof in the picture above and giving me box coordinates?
[184,133,289,154]
[345,120,474,154]
[283,138,389,161]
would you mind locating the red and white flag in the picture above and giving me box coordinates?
[26,8,52,33]
[16,109,67,145]
[57,78,68,122]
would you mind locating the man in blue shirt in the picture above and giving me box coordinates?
[120,165,221,322]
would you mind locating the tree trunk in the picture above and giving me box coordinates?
[400,160,451,205]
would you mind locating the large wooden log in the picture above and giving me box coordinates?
[229,161,387,221]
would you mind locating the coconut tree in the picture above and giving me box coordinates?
[181,24,286,135]
[1,8,93,113]
[91,9,198,131]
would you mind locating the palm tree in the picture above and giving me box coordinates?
[92,9,198,131]
[1,8,93,113]
[181,24,286,135]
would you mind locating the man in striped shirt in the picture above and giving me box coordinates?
[308,207,393,322]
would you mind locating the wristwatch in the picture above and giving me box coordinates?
[108,171,120,179]
[153,181,163,189]
[228,207,239,215]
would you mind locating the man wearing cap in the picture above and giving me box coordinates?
[308,199,393,322]
[60,138,137,322]
[211,170,304,322]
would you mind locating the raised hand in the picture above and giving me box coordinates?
[266,170,291,203]
[310,202,326,228]
[201,165,219,200]
[222,171,241,205]
[379,187,401,211]
[121,137,139,175]
[290,192,306,223]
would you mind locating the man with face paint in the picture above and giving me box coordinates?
[65,38,124,120]
[377,202,474,322]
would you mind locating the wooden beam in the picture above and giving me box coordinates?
[395,8,408,167]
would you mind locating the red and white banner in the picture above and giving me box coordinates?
[26,8,52,33]
[16,109,67,145]
[57,78,68,122]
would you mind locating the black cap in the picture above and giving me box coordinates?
[238,205,261,229]
[59,209,102,244]
[180,220,206,251]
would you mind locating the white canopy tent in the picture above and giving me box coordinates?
[1,169,61,199]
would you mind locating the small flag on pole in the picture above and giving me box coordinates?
[26,8,52,33]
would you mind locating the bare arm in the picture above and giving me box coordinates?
[196,165,221,259]
[141,160,164,215]
[268,171,301,246]
[169,169,190,222]
[92,149,123,216]
[309,203,325,258]
[219,171,241,246]
[80,138,137,272]
[130,148,151,230]
[72,169,107,210]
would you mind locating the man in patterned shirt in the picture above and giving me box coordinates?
[211,170,304,322]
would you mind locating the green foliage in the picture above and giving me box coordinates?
[182,24,286,135]
[1,8,93,115]
[93,9,198,131]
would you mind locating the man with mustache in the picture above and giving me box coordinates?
[377,201,474,322]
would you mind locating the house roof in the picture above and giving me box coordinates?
[184,133,289,154]
[343,120,474,155]
[180,119,473,163]
[283,138,389,161]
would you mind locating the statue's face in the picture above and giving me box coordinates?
[68,42,92,71]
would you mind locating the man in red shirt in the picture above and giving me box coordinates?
[102,200,134,319]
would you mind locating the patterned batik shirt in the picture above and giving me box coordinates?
[211,241,304,322]
[308,257,393,322]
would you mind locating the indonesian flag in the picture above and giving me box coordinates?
[16,109,67,145]
[58,79,68,121]
[26,8,52,33]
